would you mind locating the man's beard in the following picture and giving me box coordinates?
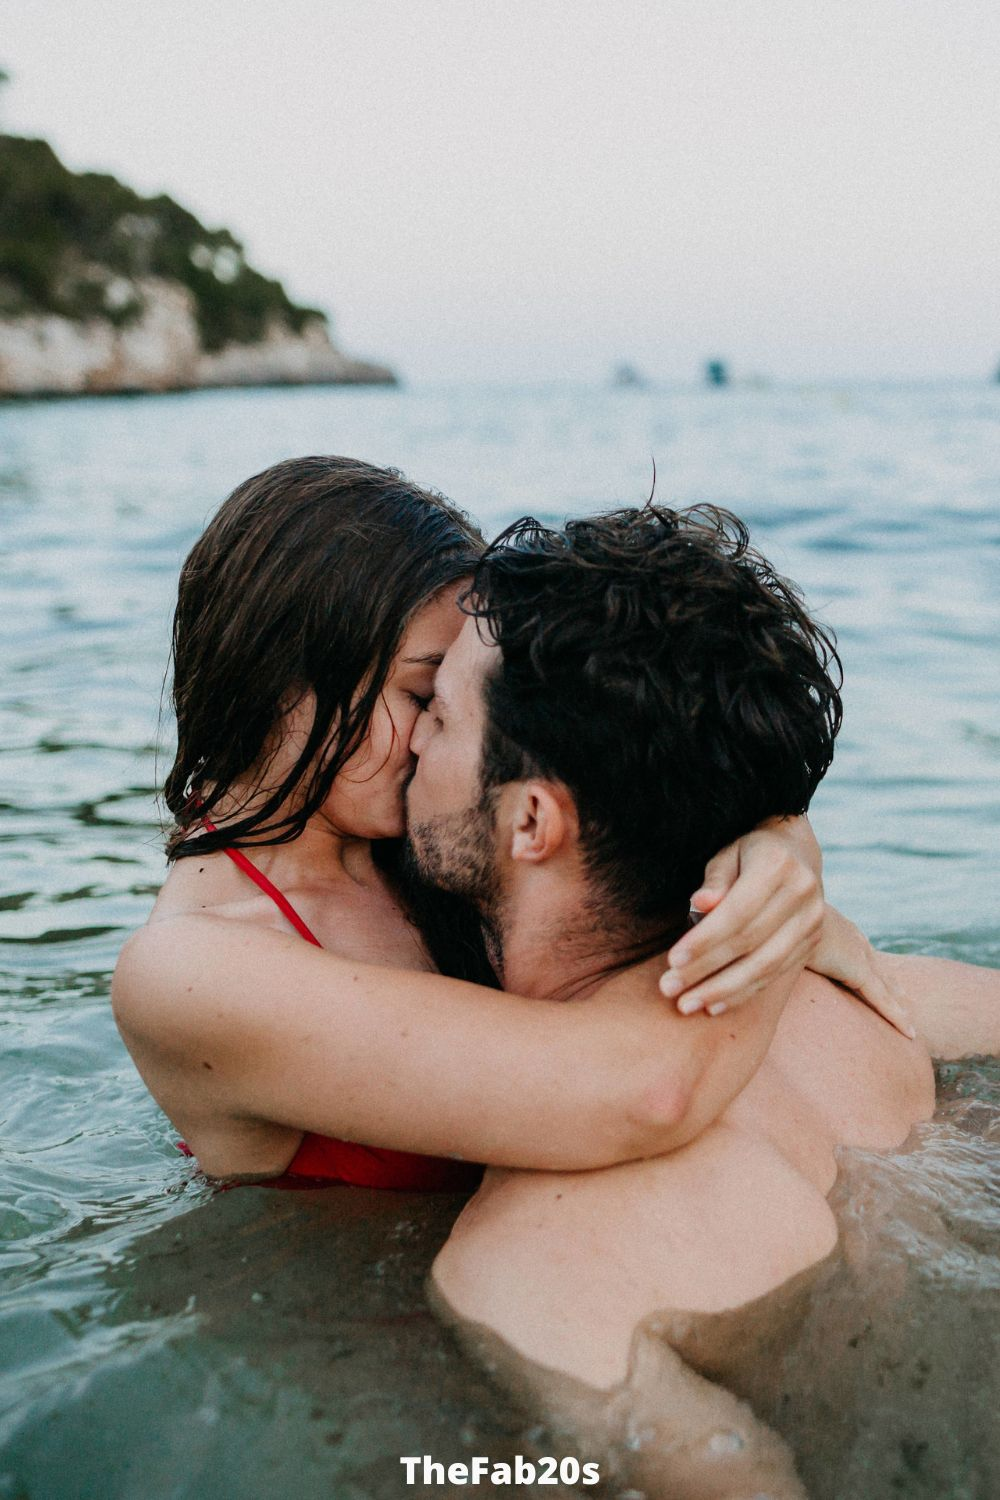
[404,791,504,972]
[405,792,498,910]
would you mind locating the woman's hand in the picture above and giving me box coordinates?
[659,815,825,1015]
[806,904,916,1038]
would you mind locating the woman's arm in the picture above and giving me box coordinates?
[665,817,926,1040]
[113,815,825,1176]
[113,909,793,1175]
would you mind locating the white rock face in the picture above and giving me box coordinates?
[0,279,394,396]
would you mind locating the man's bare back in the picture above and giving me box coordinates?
[430,964,938,1497]
[434,966,933,1387]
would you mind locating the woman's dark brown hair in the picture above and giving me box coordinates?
[164,455,484,861]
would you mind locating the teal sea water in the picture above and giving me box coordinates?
[1,381,998,1498]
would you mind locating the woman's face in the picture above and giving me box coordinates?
[319,583,468,840]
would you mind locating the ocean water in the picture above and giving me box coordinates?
[0,380,998,1498]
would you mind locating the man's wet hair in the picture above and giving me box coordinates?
[464,504,843,921]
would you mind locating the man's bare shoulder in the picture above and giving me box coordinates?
[432,1118,838,1390]
[432,967,939,1392]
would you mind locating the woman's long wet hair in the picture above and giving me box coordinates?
[164,455,484,860]
[163,456,496,985]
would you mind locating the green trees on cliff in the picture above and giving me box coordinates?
[0,132,325,350]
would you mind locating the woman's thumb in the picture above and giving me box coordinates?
[691,845,740,912]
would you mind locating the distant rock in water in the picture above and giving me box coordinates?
[704,359,729,387]
[611,362,648,389]
[0,135,396,397]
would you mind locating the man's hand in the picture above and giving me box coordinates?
[659,815,824,1015]
[807,904,916,1038]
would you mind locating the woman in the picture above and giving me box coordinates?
[112,456,907,1188]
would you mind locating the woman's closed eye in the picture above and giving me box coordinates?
[419,694,444,730]
[407,691,433,711]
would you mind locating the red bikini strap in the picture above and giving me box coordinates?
[200,815,323,947]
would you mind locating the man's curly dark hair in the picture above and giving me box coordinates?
[463,504,843,921]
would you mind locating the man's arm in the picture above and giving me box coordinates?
[432,1282,808,1500]
[808,903,999,1060]
[876,952,1000,1060]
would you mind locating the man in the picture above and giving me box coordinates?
[405,504,1000,1499]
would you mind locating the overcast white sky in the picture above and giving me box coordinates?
[3,1,999,383]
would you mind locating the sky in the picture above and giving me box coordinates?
[2,0,999,383]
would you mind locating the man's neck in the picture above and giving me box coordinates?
[493,878,685,1002]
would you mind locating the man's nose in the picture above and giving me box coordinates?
[409,710,428,756]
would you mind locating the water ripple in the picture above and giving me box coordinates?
[1,380,998,1497]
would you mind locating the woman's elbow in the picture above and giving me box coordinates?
[574,1067,695,1167]
[627,1069,696,1154]
[512,1073,691,1172]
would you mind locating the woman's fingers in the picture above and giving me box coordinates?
[659,819,825,1010]
[803,905,916,1038]
[664,869,918,1036]
[664,897,821,1012]
[666,929,818,1016]
[851,970,916,1039]
[690,842,741,914]
[662,858,821,1001]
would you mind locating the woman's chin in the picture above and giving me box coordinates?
[369,810,407,841]
[323,794,406,843]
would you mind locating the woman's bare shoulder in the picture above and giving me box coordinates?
[112,910,301,1048]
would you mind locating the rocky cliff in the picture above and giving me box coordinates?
[0,135,396,397]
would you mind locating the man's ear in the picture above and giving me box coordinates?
[508,780,578,864]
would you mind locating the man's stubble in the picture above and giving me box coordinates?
[404,789,506,978]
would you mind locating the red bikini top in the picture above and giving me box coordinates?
[183,823,481,1192]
